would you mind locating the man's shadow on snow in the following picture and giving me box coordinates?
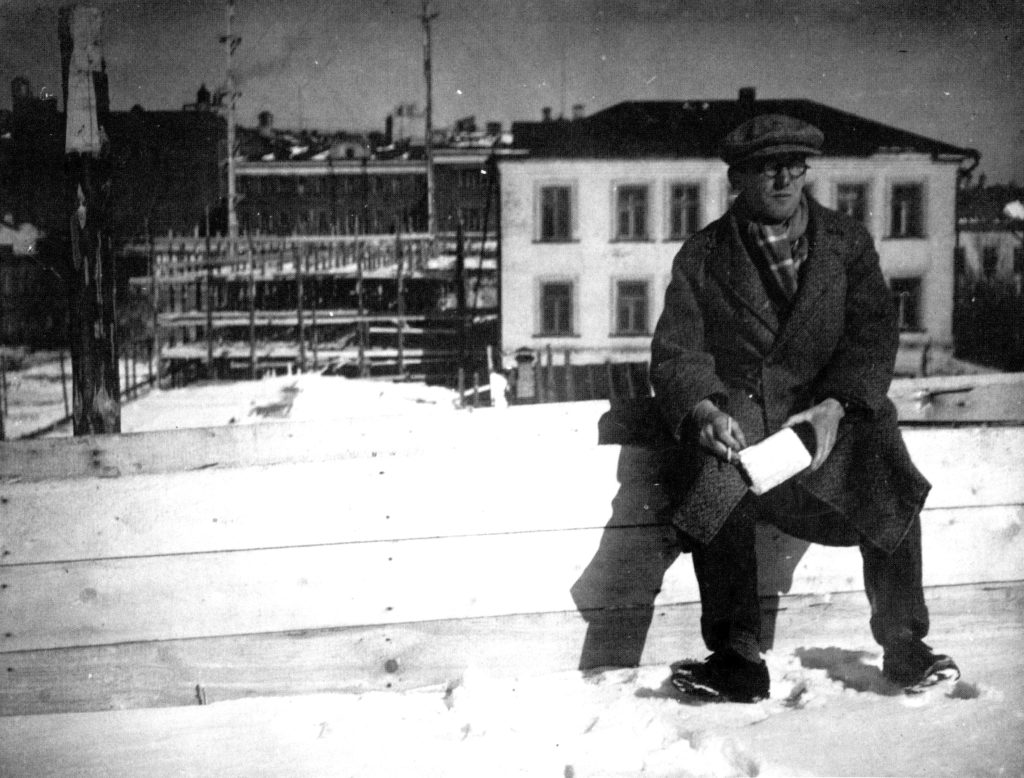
[571,397,811,670]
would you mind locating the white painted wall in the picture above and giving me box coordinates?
[499,155,961,365]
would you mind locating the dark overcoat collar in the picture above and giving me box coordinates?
[707,197,848,352]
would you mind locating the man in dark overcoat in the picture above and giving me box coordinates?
[650,113,959,702]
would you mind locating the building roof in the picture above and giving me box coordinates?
[511,96,979,163]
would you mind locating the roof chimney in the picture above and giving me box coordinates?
[738,87,756,107]
[542,106,552,122]
[572,103,585,120]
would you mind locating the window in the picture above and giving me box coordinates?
[615,280,650,335]
[836,183,869,224]
[890,184,924,238]
[540,281,574,335]
[540,185,572,242]
[1014,247,1023,275]
[890,277,922,331]
[318,211,330,234]
[615,184,649,240]
[669,183,702,239]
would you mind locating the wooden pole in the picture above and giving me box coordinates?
[294,242,306,373]
[545,344,555,401]
[456,219,466,375]
[421,0,438,236]
[564,349,575,402]
[61,7,120,434]
[148,227,159,388]
[535,349,545,404]
[395,226,405,377]
[309,247,319,371]
[205,206,214,378]
[60,348,70,416]
[0,351,6,440]
[357,161,368,378]
[248,237,256,379]
[624,362,636,398]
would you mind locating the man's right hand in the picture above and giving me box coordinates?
[692,399,747,463]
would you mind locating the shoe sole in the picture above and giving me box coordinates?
[900,657,961,694]
[671,673,767,704]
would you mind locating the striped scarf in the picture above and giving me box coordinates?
[743,193,809,299]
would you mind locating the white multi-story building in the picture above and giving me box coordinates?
[498,90,978,372]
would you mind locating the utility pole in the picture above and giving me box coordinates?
[421,0,438,236]
[221,0,241,253]
[60,5,120,435]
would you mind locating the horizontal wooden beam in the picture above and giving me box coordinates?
[3,436,1021,566]
[0,402,603,483]
[2,581,1020,717]
[3,505,1021,653]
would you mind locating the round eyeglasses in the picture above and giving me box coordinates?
[754,161,809,179]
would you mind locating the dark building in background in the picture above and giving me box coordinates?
[233,112,508,239]
[955,182,1024,370]
[0,78,224,345]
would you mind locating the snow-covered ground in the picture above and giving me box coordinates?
[1,350,466,439]
[3,632,1021,777]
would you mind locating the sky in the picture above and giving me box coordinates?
[1,0,1022,183]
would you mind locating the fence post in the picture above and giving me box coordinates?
[564,349,575,402]
[310,247,319,371]
[545,344,555,401]
[148,230,161,388]
[295,241,306,373]
[205,208,214,379]
[624,362,636,398]
[248,237,257,380]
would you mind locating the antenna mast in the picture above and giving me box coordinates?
[221,0,241,249]
[421,0,438,235]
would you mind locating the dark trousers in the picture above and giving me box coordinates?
[691,486,930,660]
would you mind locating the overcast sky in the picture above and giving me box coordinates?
[2,0,1021,183]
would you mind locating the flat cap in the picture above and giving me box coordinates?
[720,114,824,167]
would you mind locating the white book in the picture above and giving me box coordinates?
[736,424,814,495]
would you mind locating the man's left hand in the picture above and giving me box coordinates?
[783,398,845,471]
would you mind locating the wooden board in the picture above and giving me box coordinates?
[0,448,628,564]
[890,371,1024,423]
[3,505,1021,653]
[0,401,604,483]
[4,378,1022,484]
[3,581,1021,717]
[4,427,1022,566]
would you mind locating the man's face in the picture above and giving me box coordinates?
[731,156,808,224]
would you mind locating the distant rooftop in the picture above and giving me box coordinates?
[511,90,979,163]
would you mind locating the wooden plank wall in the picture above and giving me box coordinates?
[2,384,1023,715]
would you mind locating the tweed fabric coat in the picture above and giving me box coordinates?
[650,198,930,554]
